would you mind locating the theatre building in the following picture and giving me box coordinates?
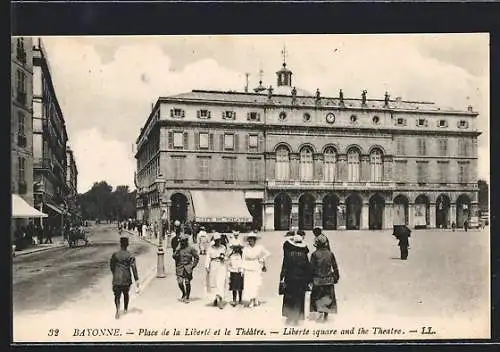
[135,56,481,231]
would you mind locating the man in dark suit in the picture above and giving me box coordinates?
[110,236,139,319]
[393,225,411,260]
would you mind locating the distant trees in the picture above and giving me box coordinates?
[478,180,489,212]
[78,181,136,222]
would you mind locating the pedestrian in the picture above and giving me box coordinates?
[197,226,209,255]
[452,221,456,232]
[394,225,411,260]
[312,227,330,251]
[227,243,244,307]
[241,231,270,308]
[142,222,147,238]
[36,223,43,245]
[173,234,199,303]
[137,221,142,237]
[205,233,228,309]
[310,235,340,322]
[171,220,182,251]
[45,225,53,244]
[109,236,140,319]
[228,229,243,247]
[463,219,469,232]
[280,234,311,326]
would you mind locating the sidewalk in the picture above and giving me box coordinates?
[13,236,66,257]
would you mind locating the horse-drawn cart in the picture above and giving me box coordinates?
[67,227,89,247]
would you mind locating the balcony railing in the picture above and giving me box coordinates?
[266,180,396,190]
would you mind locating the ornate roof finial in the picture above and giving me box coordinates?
[281,44,288,67]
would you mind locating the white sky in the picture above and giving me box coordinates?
[39,34,489,193]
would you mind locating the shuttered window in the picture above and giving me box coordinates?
[199,132,209,149]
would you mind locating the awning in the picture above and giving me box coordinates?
[245,191,264,199]
[191,190,253,223]
[12,194,48,218]
[45,203,65,215]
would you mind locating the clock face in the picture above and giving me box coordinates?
[326,113,335,124]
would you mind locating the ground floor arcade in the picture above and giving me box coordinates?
[136,189,479,232]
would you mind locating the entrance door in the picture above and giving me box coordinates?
[274,193,292,230]
[369,194,385,230]
[323,194,338,230]
[299,194,315,230]
[246,199,263,230]
[346,194,362,230]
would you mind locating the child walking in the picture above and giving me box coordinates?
[227,244,244,306]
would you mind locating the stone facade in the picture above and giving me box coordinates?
[135,60,480,231]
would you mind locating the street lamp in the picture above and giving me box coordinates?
[155,174,167,278]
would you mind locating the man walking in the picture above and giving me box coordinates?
[110,236,140,319]
[393,225,411,260]
[172,234,199,303]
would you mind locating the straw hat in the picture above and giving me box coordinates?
[212,233,222,241]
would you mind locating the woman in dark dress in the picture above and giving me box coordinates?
[310,235,340,322]
[280,234,311,325]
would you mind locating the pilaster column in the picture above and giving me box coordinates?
[429,203,436,229]
[408,203,415,229]
[450,204,456,228]
[337,154,347,181]
[265,153,276,180]
[290,153,299,181]
[314,202,323,227]
[264,203,274,231]
[384,202,393,229]
[361,202,369,230]
[291,202,299,229]
[337,202,346,230]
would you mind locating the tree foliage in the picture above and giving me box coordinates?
[78,181,136,221]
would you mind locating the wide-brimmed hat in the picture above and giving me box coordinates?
[288,234,307,248]
[174,220,181,226]
[244,232,262,241]
[180,234,190,241]
[212,233,222,241]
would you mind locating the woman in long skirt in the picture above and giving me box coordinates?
[280,234,311,325]
[242,232,270,308]
[205,233,227,309]
[310,235,340,322]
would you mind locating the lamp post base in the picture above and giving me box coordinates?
[156,246,166,278]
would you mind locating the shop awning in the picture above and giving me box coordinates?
[45,203,66,215]
[12,194,48,218]
[191,190,253,223]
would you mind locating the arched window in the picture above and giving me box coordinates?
[300,146,314,181]
[275,146,290,180]
[323,147,337,182]
[370,149,383,182]
[347,148,360,182]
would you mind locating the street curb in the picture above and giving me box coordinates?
[13,243,66,257]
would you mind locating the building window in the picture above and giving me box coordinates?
[458,120,469,129]
[372,116,380,124]
[303,113,311,122]
[197,109,211,119]
[223,111,235,120]
[347,149,360,182]
[248,112,261,121]
[438,161,448,183]
[417,138,427,156]
[370,149,383,182]
[458,138,469,156]
[396,118,406,126]
[350,115,357,124]
[16,70,26,104]
[170,108,185,118]
[223,158,236,183]
[16,38,26,63]
[323,147,336,182]
[417,118,427,127]
[299,146,314,181]
[173,132,184,148]
[279,111,287,121]
[17,112,26,146]
[18,156,25,183]
[172,156,185,182]
[396,139,406,155]
[417,162,427,183]
[248,134,258,150]
[224,133,235,150]
[458,162,469,183]
[395,160,407,183]
[248,158,261,182]
[439,139,448,156]
[438,119,448,128]
[275,146,290,180]
[199,132,209,149]
[198,157,210,181]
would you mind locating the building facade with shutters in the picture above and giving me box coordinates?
[32,38,72,230]
[135,58,481,231]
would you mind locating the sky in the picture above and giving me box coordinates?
[38,34,489,193]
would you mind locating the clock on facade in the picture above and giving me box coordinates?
[326,113,335,124]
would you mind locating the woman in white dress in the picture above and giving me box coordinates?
[242,232,271,308]
[205,233,227,309]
